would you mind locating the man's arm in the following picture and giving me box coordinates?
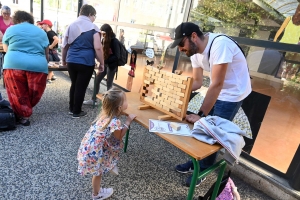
[93,33,104,73]
[49,35,59,49]
[191,67,204,91]
[199,63,228,115]
[61,42,70,66]
[3,43,7,52]
[45,46,49,62]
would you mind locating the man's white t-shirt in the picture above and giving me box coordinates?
[190,33,252,102]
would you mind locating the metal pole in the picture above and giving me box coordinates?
[77,0,83,17]
[171,0,193,72]
[41,0,44,20]
[30,0,33,14]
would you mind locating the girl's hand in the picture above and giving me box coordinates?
[98,64,104,73]
[125,114,137,125]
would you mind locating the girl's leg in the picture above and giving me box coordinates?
[106,66,117,91]
[92,175,102,196]
[93,67,107,101]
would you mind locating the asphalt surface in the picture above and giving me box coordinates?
[0,72,274,200]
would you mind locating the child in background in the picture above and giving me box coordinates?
[126,50,137,90]
[77,87,136,200]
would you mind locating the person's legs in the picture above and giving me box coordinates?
[92,175,113,199]
[178,99,243,186]
[67,63,79,113]
[4,69,33,125]
[199,100,243,169]
[105,66,117,91]
[47,71,54,81]
[92,175,102,197]
[72,64,94,115]
[27,71,47,108]
[92,67,107,101]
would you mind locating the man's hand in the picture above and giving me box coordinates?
[62,61,67,66]
[185,114,201,123]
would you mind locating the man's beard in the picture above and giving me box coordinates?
[185,38,199,57]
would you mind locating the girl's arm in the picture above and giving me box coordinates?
[113,114,136,140]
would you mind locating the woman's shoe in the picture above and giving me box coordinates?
[19,118,30,126]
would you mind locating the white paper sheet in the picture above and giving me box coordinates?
[148,119,192,137]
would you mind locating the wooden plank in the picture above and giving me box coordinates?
[179,77,193,119]
[158,115,173,120]
[152,67,160,72]
[144,73,151,78]
[178,84,186,89]
[167,85,174,90]
[146,65,152,70]
[175,99,183,105]
[138,105,153,110]
[166,72,173,77]
[144,80,151,85]
[170,122,181,130]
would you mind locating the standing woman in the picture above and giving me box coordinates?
[83,24,120,105]
[0,6,13,42]
[62,4,104,118]
[3,11,49,126]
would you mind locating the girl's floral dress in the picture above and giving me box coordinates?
[77,117,124,176]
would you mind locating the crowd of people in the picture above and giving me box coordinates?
[0,3,250,200]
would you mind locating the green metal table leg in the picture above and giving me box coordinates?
[187,157,200,200]
[211,160,226,200]
[186,159,227,200]
[123,127,130,153]
[92,70,97,108]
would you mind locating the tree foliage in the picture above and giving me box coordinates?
[189,0,270,38]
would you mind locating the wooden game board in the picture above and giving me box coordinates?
[139,65,193,121]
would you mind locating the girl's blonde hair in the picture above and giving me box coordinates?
[95,87,125,130]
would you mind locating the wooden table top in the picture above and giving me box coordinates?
[97,92,222,160]
[48,65,68,71]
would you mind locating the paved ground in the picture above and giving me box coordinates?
[0,72,274,199]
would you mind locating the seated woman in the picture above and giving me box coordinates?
[2,10,49,126]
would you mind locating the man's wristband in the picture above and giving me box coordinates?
[197,110,206,118]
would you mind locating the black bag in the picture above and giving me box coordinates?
[49,49,60,62]
[116,39,128,66]
[0,100,16,131]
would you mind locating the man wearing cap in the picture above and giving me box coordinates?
[39,19,59,84]
[171,22,251,187]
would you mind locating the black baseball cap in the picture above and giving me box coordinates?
[170,22,202,48]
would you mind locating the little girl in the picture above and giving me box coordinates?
[77,87,136,200]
